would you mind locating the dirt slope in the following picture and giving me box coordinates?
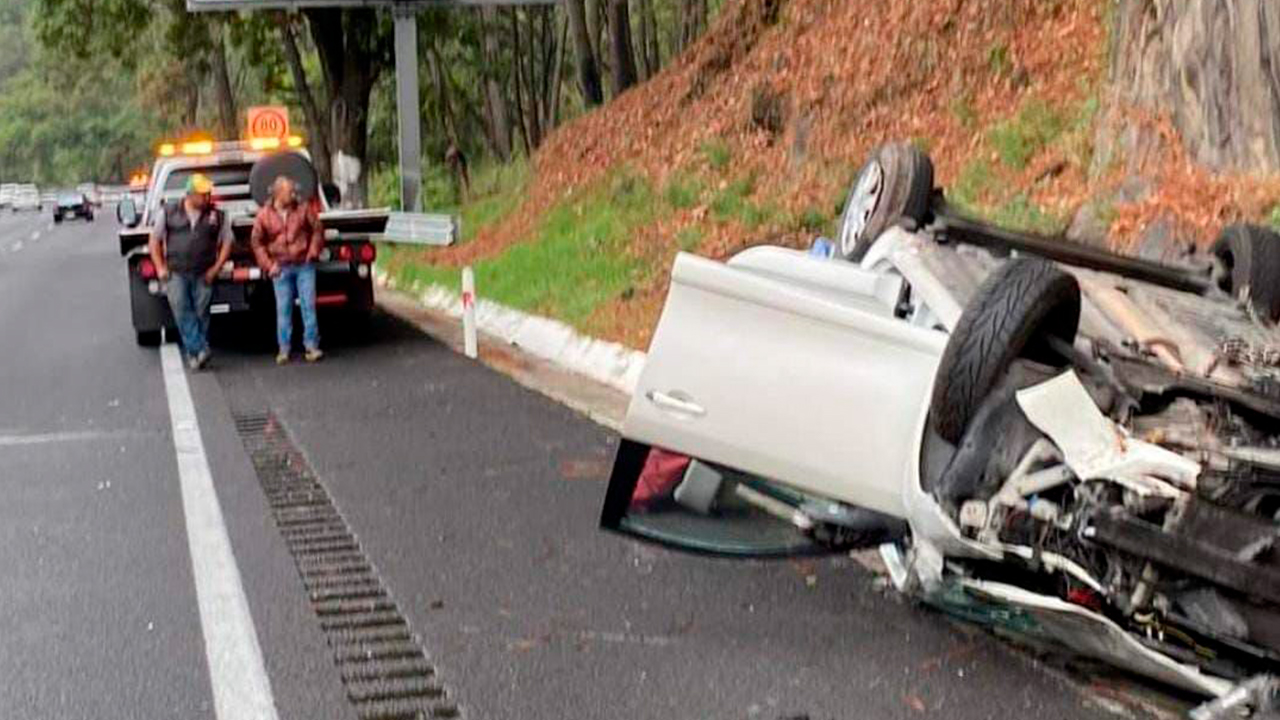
[414,0,1278,348]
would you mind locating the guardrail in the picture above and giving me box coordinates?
[377,212,458,246]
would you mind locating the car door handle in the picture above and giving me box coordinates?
[646,390,706,417]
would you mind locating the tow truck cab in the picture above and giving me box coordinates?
[119,139,388,346]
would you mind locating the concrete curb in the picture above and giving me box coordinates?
[374,269,646,396]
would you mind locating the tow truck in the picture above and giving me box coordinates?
[118,136,391,346]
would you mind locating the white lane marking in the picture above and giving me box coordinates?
[159,344,280,720]
[0,430,115,446]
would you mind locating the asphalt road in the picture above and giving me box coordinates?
[0,213,1126,719]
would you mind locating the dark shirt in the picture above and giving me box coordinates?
[153,202,232,274]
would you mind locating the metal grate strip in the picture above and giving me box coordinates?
[234,412,459,719]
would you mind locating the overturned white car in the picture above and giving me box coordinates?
[600,144,1280,716]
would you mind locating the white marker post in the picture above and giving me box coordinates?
[461,266,478,359]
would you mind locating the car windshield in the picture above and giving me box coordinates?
[58,193,80,203]
[163,164,253,191]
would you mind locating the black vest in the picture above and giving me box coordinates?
[163,202,223,274]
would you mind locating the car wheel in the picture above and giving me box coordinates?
[929,258,1081,444]
[1211,223,1280,323]
[135,330,161,347]
[835,142,934,262]
[53,214,62,224]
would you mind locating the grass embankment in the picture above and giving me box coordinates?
[379,89,1096,344]
[381,165,650,333]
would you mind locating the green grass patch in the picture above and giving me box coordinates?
[676,225,704,252]
[987,99,1070,169]
[387,170,652,331]
[950,92,979,130]
[709,173,779,228]
[701,138,732,170]
[949,158,1000,209]
[794,206,829,233]
[987,43,1012,76]
[368,159,528,244]
[455,160,529,243]
[990,193,1067,235]
[664,172,705,209]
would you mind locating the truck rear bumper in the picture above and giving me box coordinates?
[129,261,375,332]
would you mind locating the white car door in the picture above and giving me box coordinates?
[601,248,947,555]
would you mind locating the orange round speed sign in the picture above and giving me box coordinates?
[247,106,290,140]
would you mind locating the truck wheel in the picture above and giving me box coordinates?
[836,142,934,262]
[929,259,1081,444]
[1211,223,1280,323]
[135,330,161,347]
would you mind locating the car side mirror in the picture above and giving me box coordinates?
[322,182,341,208]
[118,197,139,227]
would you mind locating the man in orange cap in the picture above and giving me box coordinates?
[148,173,233,370]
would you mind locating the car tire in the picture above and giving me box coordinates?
[836,142,934,262]
[929,258,1081,444]
[53,215,62,224]
[1211,223,1280,323]
[135,330,161,347]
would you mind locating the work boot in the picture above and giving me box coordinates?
[276,349,290,365]
[304,348,324,363]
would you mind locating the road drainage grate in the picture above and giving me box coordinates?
[234,412,460,720]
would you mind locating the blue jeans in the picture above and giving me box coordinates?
[272,263,319,352]
[166,272,213,357]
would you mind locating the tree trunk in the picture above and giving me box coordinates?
[509,9,532,156]
[677,0,694,53]
[586,0,605,70]
[427,39,458,145]
[565,0,603,106]
[1107,0,1280,173]
[548,13,568,127]
[643,0,660,72]
[480,7,512,161]
[605,0,638,96]
[634,0,651,80]
[278,15,332,182]
[211,23,238,139]
[305,8,380,207]
[184,76,200,128]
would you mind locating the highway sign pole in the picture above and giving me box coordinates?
[393,5,423,213]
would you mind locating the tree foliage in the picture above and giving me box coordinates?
[3,0,721,189]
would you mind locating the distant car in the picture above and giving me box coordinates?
[54,192,94,223]
[11,186,41,212]
[0,183,17,209]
